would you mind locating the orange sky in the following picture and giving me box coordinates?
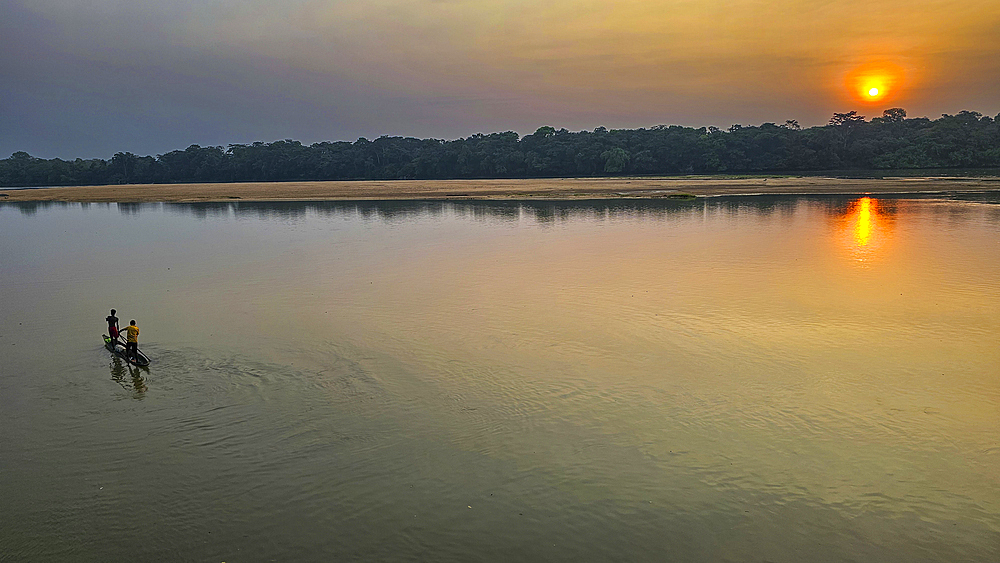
[217,0,1000,115]
[3,0,999,157]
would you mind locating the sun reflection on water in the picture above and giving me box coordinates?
[837,196,893,262]
[855,197,873,246]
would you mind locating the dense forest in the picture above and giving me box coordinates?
[2,109,999,188]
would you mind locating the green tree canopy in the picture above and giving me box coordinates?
[3,109,999,187]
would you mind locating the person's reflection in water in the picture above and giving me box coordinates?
[128,365,148,395]
[110,356,127,385]
[109,356,148,396]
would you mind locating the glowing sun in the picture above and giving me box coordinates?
[845,61,905,104]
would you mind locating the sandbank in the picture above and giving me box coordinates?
[1,176,998,203]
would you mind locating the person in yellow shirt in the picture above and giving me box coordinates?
[124,320,140,362]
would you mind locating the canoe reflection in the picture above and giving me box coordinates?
[110,356,147,395]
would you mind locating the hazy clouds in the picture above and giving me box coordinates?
[3,0,999,158]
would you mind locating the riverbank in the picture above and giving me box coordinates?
[2,176,999,202]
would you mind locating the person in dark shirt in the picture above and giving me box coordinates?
[106,309,121,343]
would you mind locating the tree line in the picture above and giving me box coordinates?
[2,109,999,188]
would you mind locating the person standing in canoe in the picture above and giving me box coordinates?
[106,309,121,343]
[124,320,140,362]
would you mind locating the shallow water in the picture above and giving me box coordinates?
[1,195,999,562]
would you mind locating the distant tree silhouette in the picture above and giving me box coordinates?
[533,126,556,138]
[3,110,999,187]
[829,111,866,126]
[601,147,630,173]
[111,152,139,184]
[879,108,907,123]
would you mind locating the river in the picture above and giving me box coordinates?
[1,194,998,562]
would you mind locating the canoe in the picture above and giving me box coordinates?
[103,335,151,367]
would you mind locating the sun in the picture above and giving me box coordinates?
[860,80,886,100]
[844,61,904,104]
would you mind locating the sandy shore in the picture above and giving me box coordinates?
[1,176,998,203]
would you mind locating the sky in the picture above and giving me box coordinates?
[3,0,999,159]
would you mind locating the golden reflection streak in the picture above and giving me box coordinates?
[835,196,895,263]
[855,197,873,246]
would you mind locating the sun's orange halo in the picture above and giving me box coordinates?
[844,61,904,104]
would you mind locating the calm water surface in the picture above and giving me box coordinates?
[1,195,999,562]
